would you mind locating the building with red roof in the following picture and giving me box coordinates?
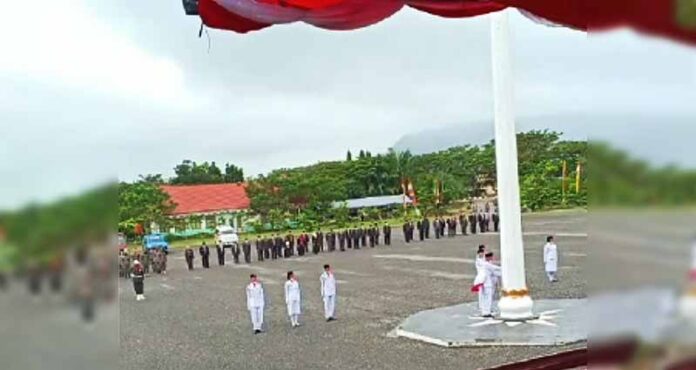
[159,183,250,232]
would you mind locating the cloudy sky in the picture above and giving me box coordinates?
[0,0,695,209]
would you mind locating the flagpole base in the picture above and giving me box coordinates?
[498,294,535,321]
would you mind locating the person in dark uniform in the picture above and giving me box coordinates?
[418,220,425,241]
[185,247,195,270]
[353,229,361,249]
[433,219,440,239]
[263,238,271,260]
[460,214,469,235]
[493,212,500,232]
[269,236,276,260]
[286,234,295,257]
[402,222,410,243]
[346,229,353,249]
[199,242,211,268]
[216,243,225,266]
[338,231,346,251]
[478,213,485,233]
[469,213,477,234]
[242,240,252,263]
[131,261,146,301]
[374,224,380,246]
[255,237,264,262]
[231,241,241,264]
[383,224,391,245]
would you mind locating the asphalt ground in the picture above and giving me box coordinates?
[120,211,588,370]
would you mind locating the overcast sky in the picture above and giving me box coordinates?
[0,0,694,209]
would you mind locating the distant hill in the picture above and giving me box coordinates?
[392,114,696,169]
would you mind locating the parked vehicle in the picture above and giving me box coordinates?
[215,225,239,248]
[143,233,169,254]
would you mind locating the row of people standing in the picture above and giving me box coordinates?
[402,212,499,243]
[183,225,394,270]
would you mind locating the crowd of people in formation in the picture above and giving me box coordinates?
[246,264,338,334]
[178,210,499,270]
[119,248,168,279]
[402,209,499,243]
[471,235,561,317]
[180,224,393,270]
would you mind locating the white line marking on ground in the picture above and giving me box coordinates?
[374,254,474,264]
[339,270,372,277]
[565,252,587,257]
[523,232,587,237]
[381,266,473,280]
[160,284,175,290]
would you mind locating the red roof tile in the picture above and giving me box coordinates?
[161,184,250,216]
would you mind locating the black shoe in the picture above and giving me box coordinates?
[254,329,261,334]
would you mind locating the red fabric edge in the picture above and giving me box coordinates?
[199,0,272,33]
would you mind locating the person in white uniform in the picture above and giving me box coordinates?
[284,271,302,327]
[480,252,501,318]
[320,264,337,321]
[246,274,265,334]
[471,245,487,314]
[543,235,559,282]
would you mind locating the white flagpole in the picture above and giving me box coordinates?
[491,9,534,320]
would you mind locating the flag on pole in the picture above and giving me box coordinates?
[401,179,408,209]
[407,179,418,205]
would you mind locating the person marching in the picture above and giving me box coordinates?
[246,274,265,334]
[543,235,559,282]
[131,260,146,301]
[284,271,302,327]
[320,264,337,322]
[383,224,391,245]
[184,247,195,270]
[216,243,225,266]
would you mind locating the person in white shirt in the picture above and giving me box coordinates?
[471,245,487,314]
[480,252,501,318]
[320,264,337,321]
[246,274,265,334]
[543,235,559,282]
[284,271,302,327]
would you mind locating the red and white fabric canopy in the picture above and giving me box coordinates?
[197,0,696,45]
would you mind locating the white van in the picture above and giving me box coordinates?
[215,225,239,248]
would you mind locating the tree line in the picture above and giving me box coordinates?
[117,130,588,235]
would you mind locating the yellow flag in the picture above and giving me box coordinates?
[575,163,581,193]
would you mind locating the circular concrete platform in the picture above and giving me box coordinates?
[391,299,587,347]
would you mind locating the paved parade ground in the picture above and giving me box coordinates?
[120,211,588,370]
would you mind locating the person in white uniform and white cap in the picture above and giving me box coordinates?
[471,245,487,314]
[543,235,559,282]
[246,274,265,334]
[480,252,501,318]
[320,264,337,321]
[284,271,302,327]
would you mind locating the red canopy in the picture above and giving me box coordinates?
[197,0,696,45]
